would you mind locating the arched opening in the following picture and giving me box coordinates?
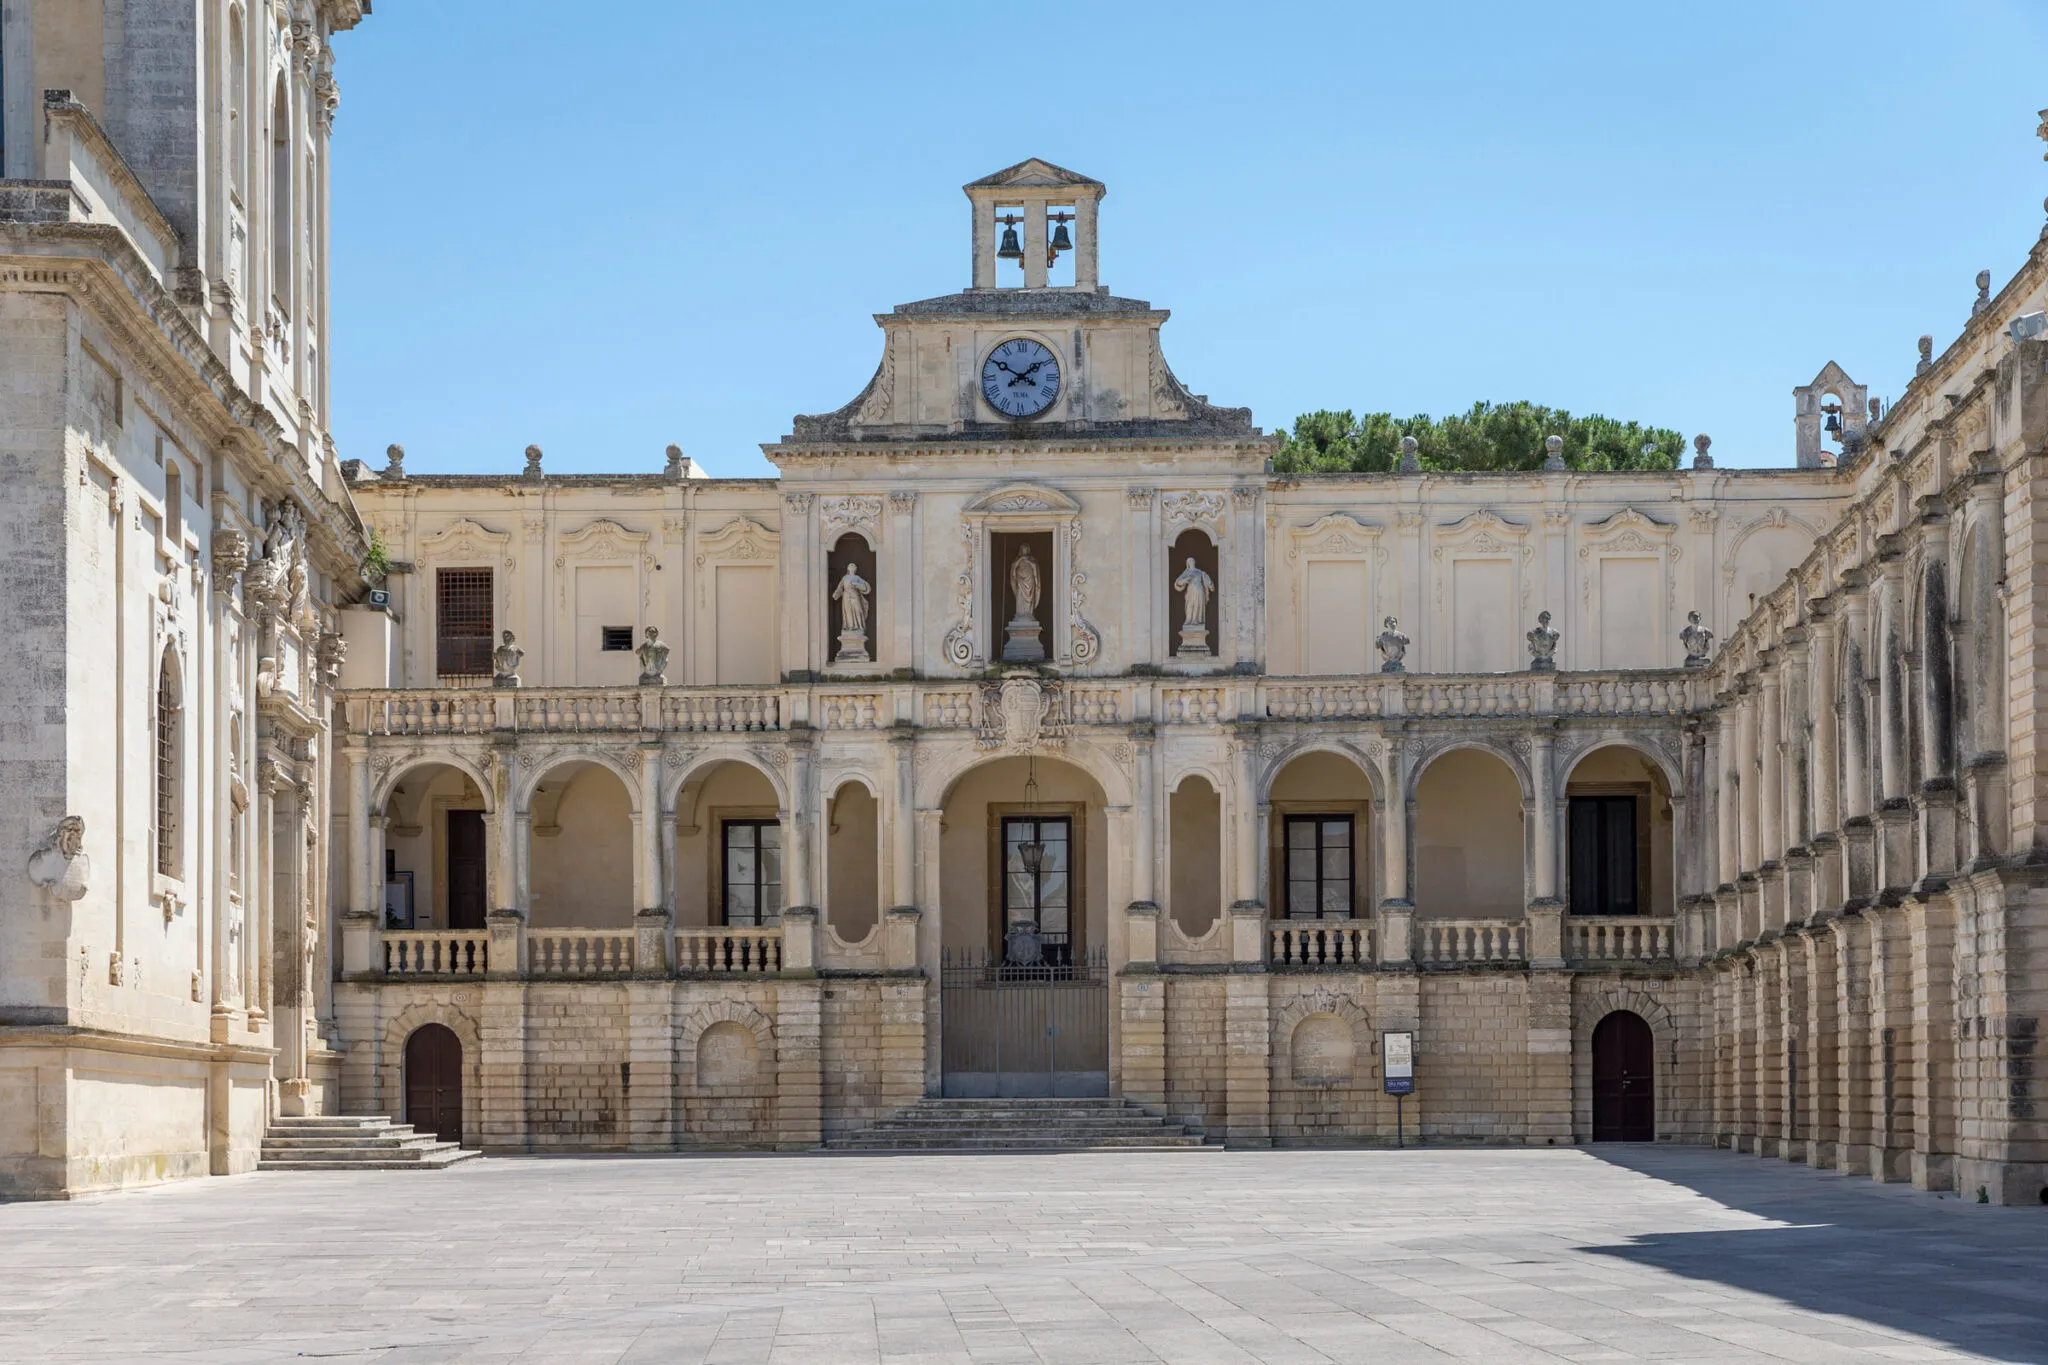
[154,647,184,878]
[1591,1010,1654,1141]
[379,760,490,931]
[1413,748,1523,917]
[1168,774,1222,936]
[1266,751,1375,921]
[1166,528,1220,659]
[673,759,782,928]
[1564,746,1674,918]
[938,754,1111,1097]
[824,779,880,941]
[696,1020,761,1089]
[404,1023,463,1144]
[825,532,877,666]
[1289,1014,1355,1086]
[529,760,635,929]
[269,77,291,313]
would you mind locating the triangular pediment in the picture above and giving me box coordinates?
[964,158,1103,191]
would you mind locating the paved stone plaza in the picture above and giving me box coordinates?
[3,1147,2045,1364]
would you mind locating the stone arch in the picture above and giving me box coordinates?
[1272,991,1373,1089]
[676,1000,775,1095]
[1406,738,1530,803]
[525,756,639,929]
[662,747,788,815]
[1571,982,1680,1143]
[926,739,1131,810]
[379,1000,483,1146]
[1551,733,1681,803]
[1258,737,1388,805]
[1410,742,1528,917]
[519,749,642,815]
[373,753,496,817]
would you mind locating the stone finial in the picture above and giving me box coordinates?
[522,444,544,480]
[1526,610,1559,672]
[384,443,405,478]
[1691,433,1714,470]
[636,626,671,686]
[1869,397,1883,422]
[664,443,685,479]
[1375,616,1410,674]
[1681,610,1715,669]
[1972,270,1992,317]
[1916,335,1933,376]
[2037,108,2048,158]
[491,630,524,688]
[1396,435,1420,474]
[1542,434,1565,472]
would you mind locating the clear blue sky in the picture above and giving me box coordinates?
[329,1,2048,479]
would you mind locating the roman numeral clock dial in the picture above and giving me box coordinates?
[980,338,1061,420]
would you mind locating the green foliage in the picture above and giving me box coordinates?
[1274,401,1684,475]
[363,527,391,583]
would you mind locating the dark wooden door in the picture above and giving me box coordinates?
[1591,1010,1655,1141]
[446,809,486,930]
[404,1024,463,1145]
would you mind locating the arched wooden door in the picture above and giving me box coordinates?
[404,1024,463,1145]
[1591,1010,1654,1141]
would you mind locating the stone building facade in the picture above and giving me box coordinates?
[0,1,370,1196]
[4,7,2046,1208]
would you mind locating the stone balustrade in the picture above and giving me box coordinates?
[528,929,635,977]
[344,670,1699,742]
[1416,918,1527,966]
[1268,919,1374,968]
[1567,916,1674,964]
[674,926,784,975]
[381,930,489,977]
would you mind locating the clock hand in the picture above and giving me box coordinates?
[991,360,1017,376]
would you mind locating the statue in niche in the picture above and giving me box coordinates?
[1376,616,1409,674]
[491,630,524,688]
[27,816,90,902]
[1526,610,1559,672]
[636,627,670,685]
[1002,543,1046,663]
[1173,556,1216,657]
[1681,611,1715,669]
[833,562,872,663]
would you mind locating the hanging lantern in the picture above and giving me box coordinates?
[1018,761,1045,872]
[997,222,1024,260]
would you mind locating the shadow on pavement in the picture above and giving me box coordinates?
[1578,1144,2048,1364]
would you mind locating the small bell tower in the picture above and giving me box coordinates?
[965,159,1106,292]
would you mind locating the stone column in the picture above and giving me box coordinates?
[1230,724,1263,912]
[1528,725,1559,906]
[637,742,662,910]
[1223,902,1271,1146]
[1831,911,1872,1174]
[347,744,372,916]
[1130,725,1158,912]
[1915,511,1959,884]
[784,735,816,913]
[916,806,944,1095]
[889,731,916,913]
[1808,605,1844,915]
[1839,577,1876,904]
[1758,663,1784,871]
[271,772,311,1113]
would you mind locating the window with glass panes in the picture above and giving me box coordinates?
[1568,794,1639,915]
[721,819,783,926]
[1000,816,1072,962]
[1283,815,1353,919]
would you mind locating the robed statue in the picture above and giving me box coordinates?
[833,562,872,662]
[1173,557,1215,656]
[1002,544,1046,662]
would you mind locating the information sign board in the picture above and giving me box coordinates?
[1383,1030,1414,1095]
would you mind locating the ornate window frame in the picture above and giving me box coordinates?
[1284,513,1386,674]
[1578,507,1680,668]
[951,482,1098,670]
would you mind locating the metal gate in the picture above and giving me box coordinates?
[940,947,1108,1098]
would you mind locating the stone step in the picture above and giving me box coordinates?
[259,1114,479,1171]
[829,1097,1209,1151]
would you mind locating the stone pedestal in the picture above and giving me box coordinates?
[1177,624,1210,657]
[1001,615,1045,663]
[835,631,870,664]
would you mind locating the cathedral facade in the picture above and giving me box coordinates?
[3,7,2046,1206]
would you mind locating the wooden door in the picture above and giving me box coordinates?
[404,1023,463,1145]
[446,809,486,930]
[1591,1010,1655,1141]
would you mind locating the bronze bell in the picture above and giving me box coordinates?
[1822,402,1842,436]
[997,224,1023,260]
[1050,219,1073,254]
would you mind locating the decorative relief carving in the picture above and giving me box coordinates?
[783,492,814,514]
[887,490,918,513]
[820,495,884,544]
[943,523,977,668]
[1126,487,1156,510]
[1286,513,1382,561]
[1231,486,1260,510]
[977,673,1067,752]
[1067,521,1101,665]
[1160,490,1226,531]
[852,337,896,426]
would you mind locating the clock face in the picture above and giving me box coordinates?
[981,338,1061,420]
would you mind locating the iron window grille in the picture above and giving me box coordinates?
[155,657,181,877]
[435,568,494,679]
[600,626,633,651]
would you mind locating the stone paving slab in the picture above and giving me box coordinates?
[0,1146,2043,1364]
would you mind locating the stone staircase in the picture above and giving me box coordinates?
[829,1097,1213,1151]
[259,1115,480,1171]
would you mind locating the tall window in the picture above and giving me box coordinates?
[155,651,182,877]
[435,568,494,679]
[1001,815,1072,964]
[227,8,247,199]
[270,78,291,312]
[1569,795,1639,916]
[721,820,782,927]
[1283,815,1353,919]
